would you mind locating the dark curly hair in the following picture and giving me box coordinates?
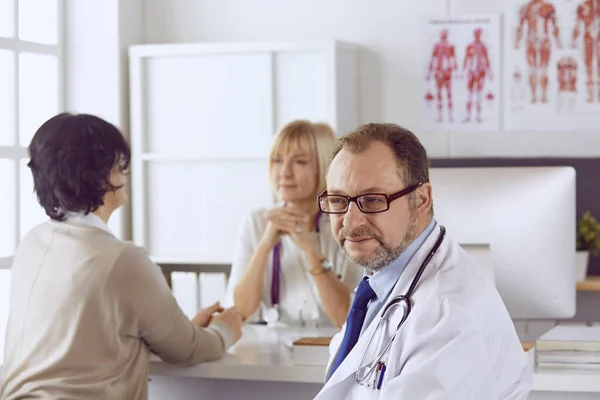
[27,113,131,221]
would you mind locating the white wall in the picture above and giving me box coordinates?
[64,0,143,239]
[142,0,600,158]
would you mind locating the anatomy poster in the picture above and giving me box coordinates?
[421,15,501,132]
[505,0,600,131]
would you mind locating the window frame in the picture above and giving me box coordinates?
[0,0,65,270]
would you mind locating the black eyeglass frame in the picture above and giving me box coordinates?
[317,183,424,214]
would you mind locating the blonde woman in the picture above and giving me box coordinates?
[224,120,361,328]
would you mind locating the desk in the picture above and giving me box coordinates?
[149,325,334,400]
[576,277,600,292]
[149,325,600,400]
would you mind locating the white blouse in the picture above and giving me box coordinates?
[224,208,361,327]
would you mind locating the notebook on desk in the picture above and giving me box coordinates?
[536,325,600,351]
[293,337,332,346]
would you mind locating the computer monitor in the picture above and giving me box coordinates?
[429,166,576,320]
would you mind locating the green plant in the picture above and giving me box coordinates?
[577,211,600,257]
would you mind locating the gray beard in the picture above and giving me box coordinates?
[342,212,419,273]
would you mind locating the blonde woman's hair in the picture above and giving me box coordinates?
[269,120,337,199]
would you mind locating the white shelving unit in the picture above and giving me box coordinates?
[128,40,359,264]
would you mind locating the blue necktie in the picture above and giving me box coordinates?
[328,277,377,380]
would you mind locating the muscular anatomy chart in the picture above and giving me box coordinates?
[557,56,578,110]
[572,0,600,103]
[514,0,562,104]
[426,29,458,123]
[505,0,600,131]
[421,16,501,132]
[463,28,494,123]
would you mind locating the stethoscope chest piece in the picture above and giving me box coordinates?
[263,306,280,324]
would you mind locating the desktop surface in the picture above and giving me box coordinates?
[150,324,338,383]
[148,325,600,396]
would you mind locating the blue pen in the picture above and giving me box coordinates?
[376,363,387,390]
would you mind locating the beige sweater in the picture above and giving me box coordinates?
[0,214,233,400]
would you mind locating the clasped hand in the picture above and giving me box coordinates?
[262,207,319,254]
[192,302,243,343]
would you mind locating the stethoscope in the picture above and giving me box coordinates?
[262,211,324,323]
[355,225,446,387]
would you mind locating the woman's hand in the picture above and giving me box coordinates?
[266,207,319,255]
[210,307,244,344]
[191,302,224,327]
[288,222,320,255]
[258,206,301,249]
[258,220,282,251]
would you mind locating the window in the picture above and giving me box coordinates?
[0,0,63,361]
[0,0,62,266]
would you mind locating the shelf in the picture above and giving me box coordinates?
[151,256,232,266]
[139,153,268,162]
[576,277,600,292]
[129,40,358,59]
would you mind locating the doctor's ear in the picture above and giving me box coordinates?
[415,183,433,215]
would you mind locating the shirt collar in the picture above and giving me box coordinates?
[65,211,114,235]
[367,219,437,301]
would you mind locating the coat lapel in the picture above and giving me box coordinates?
[320,224,443,392]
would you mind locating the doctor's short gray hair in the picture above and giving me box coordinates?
[330,123,430,188]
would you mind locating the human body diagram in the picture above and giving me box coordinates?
[426,29,458,123]
[514,0,562,104]
[572,0,600,102]
[421,17,500,131]
[556,56,578,110]
[462,28,493,123]
[426,28,496,124]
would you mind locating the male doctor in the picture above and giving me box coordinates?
[314,123,531,399]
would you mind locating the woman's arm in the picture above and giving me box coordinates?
[228,211,281,320]
[306,250,352,328]
[109,245,238,365]
[232,240,273,319]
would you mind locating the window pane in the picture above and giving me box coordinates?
[0,50,15,145]
[0,160,16,257]
[0,0,15,37]
[20,159,46,238]
[18,0,58,44]
[0,0,14,37]
[0,268,11,365]
[19,53,59,146]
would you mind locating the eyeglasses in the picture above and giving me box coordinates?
[318,183,424,214]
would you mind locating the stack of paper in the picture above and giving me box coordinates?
[535,325,600,372]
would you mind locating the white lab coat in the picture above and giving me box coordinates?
[314,224,531,400]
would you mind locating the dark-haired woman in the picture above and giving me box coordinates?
[0,113,243,400]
